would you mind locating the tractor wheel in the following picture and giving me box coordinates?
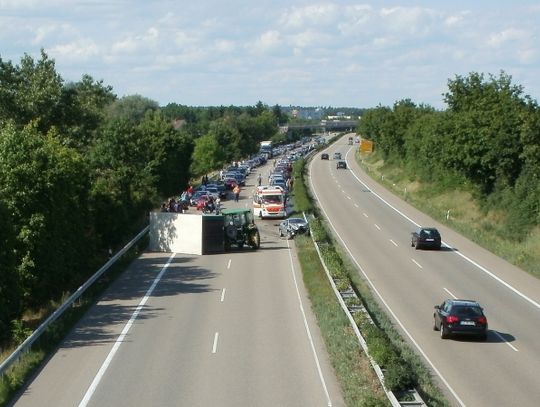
[251,230,261,249]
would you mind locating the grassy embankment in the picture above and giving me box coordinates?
[290,155,449,406]
[356,152,540,280]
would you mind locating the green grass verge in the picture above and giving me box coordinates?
[356,152,540,279]
[290,154,450,406]
[295,235,388,406]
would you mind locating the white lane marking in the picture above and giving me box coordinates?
[221,288,226,302]
[212,332,219,354]
[374,224,381,230]
[285,239,333,407]
[354,203,359,208]
[344,162,540,311]
[309,160,466,407]
[79,253,176,407]
[227,259,232,269]
[347,196,351,200]
[411,259,423,269]
[390,239,398,247]
[492,331,519,352]
[363,213,368,218]
[443,287,457,299]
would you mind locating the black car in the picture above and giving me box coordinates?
[434,299,488,340]
[411,227,441,249]
[278,217,310,239]
[336,160,347,169]
[321,153,329,160]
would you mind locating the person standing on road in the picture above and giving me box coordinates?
[233,184,241,202]
[257,173,262,186]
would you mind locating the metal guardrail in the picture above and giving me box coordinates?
[0,226,150,378]
[306,213,425,407]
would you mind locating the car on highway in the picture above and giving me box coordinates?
[223,177,238,190]
[195,194,213,211]
[189,190,210,206]
[205,184,227,200]
[333,152,342,160]
[433,299,488,340]
[336,160,347,169]
[321,153,329,160]
[278,217,310,239]
[411,227,441,250]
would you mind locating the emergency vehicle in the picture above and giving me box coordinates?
[252,186,286,219]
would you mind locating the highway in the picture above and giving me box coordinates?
[12,161,345,407]
[309,135,540,407]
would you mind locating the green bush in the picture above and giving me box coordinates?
[384,360,418,392]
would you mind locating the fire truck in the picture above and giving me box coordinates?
[252,186,286,219]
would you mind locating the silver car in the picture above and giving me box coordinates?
[278,217,310,239]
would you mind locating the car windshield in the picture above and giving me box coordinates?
[263,194,283,204]
[289,218,305,224]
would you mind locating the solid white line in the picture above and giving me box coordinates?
[345,161,540,311]
[309,159,466,407]
[374,224,381,230]
[285,239,333,407]
[212,332,219,354]
[443,287,457,299]
[227,259,232,269]
[492,331,519,352]
[390,239,398,247]
[411,259,423,269]
[221,288,226,302]
[78,252,176,407]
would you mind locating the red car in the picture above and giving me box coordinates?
[196,195,212,210]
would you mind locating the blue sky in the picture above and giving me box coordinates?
[1,1,539,108]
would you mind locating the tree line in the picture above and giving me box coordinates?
[0,51,288,344]
[357,71,540,241]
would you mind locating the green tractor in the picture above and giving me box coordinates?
[222,208,260,251]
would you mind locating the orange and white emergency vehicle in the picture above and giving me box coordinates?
[252,186,286,219]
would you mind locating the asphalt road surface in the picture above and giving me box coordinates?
[12,159,345,407]
[309,134,540,407]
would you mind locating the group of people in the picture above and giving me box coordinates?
[203,195,221,214]
[160,197,186,213]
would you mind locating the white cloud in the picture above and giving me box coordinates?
[379,6,438,36]
[254,30,282,51]
[48,39,99,60]
[487,28,528,48]
[214,39,236,53]
[279,4,338,28]
[32,24,59,44]
[2,1,539,107]
[111,27,160,54]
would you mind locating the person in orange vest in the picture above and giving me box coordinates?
[233,184,241,202]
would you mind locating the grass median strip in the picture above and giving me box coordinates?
[291,155,450,406]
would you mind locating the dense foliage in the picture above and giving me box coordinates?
[0,51,289,345]
[357,72,540,239]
